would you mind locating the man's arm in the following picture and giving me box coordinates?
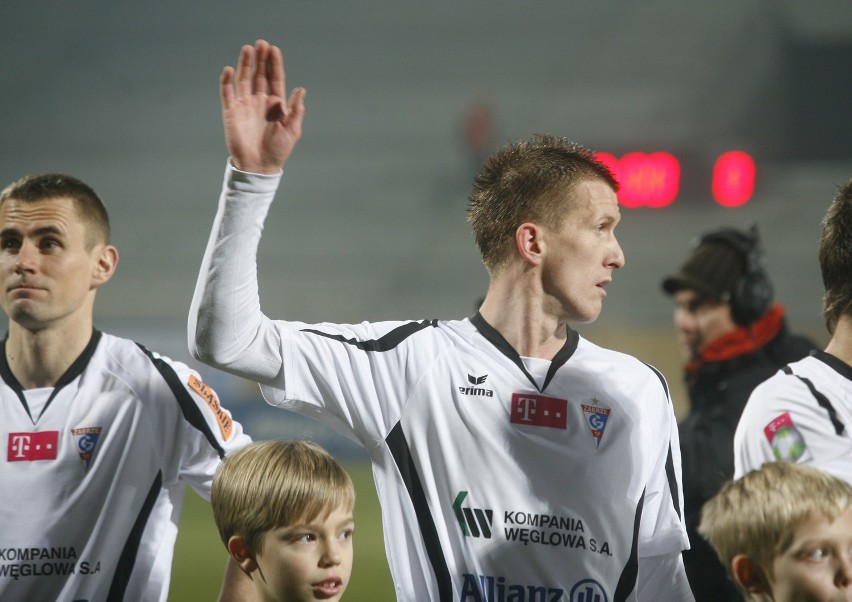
[637,552,695,601]
[188,40,305,380]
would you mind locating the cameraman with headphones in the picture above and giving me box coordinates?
[661,224,816,601]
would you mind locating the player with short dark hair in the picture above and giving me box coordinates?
[736,179,852,486]
[190,40,693,601]
[0,172,253,601]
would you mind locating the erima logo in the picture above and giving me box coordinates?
[459,374,494,397]
[453,491,493,538]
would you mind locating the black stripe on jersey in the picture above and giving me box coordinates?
[387,422,453,601]
[137,343,227,459]
[0,330,102,422]
[613,488,643,602]
[470,312,579,392]
[645,363,671,402]
[665,447,682,521]
[782,362,846,435]
[646,363,682,521]
[107,470,162,601]
[300,319,438,351]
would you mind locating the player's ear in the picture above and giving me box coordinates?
[515,222,545,266]
[227,535,258,574]
[91,244,118,289]
[731,554,768,594]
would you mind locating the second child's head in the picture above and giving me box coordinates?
[212,440,356,602]
[699,461,852,602]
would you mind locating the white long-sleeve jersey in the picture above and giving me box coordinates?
[0,330,251,602]
[188,163,693,602]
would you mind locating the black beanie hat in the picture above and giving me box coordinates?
[661,239,746,302]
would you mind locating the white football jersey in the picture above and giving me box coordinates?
[735,351,852,482]
[261,314,689,601]
[0,331,251,602]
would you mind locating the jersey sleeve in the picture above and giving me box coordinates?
[637,552,695,601]
[188,162,286,385]
[637,367,690,559]
[734,370,852,482]
[147,350,252,500]
[259,319,441,447]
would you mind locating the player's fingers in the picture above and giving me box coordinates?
[252,39,269,95]
[268,45,286,101]
[235,44,254,99]
[287,87,306,124]
[220,66,235,110]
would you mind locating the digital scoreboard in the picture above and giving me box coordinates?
[594,150,756,208]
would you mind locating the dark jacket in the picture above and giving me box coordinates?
[678,304,817,601]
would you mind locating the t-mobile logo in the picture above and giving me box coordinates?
[510,393,568,429]
[8,431,59,462]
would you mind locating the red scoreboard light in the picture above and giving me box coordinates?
[596,152,680,208]
[712,151,756,208]
[595,150,756,208]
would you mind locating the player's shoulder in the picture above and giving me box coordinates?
[287,317,446,341]
[577,334,663,378]
[749,355,819,400]
[95,331,193,384]
[739,357,822,429]
[576,334,671,400]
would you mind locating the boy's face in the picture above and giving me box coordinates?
[769,507,852,601]
[253,505,354,602]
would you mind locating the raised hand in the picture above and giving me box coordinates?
[220,40,306,174]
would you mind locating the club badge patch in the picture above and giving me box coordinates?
[72,426,103,470]
[582,400,611,448]
[763,412,808,462]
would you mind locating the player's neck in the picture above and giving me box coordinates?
[5,320,94,389]
[825,315,852,368]
[479,278,568,361]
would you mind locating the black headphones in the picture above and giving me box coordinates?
[695,223,774,326]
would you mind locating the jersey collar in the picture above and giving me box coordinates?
[1,329,103,422]
[470,312,579,393]
[813,348,852,381]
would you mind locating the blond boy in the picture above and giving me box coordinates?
[699,461,852,601]
[211,440,356,602]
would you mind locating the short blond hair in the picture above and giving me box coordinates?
[211,440,355,554]
[466,134,618,273]
[699,461,852,600]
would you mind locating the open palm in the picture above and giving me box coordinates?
[221,40,305,175]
